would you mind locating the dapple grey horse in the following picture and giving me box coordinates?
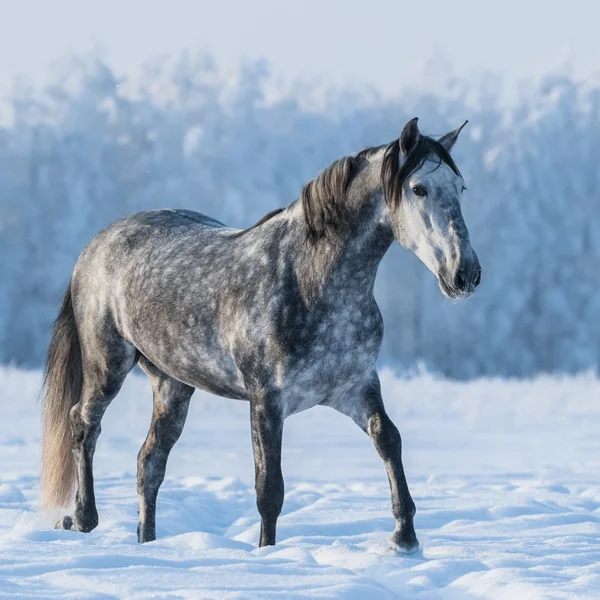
[41,117,480,552]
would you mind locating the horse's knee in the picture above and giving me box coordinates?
[137,418,180,493]
[137,391,191,512]
[137,441,167,495]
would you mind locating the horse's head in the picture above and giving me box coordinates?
[382,118,480,299]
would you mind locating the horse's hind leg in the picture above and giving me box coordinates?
[57,331,137,533]
[136,357,194,543]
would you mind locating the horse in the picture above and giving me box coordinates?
[41,117,480,553]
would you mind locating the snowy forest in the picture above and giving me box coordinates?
[0,54,598,378]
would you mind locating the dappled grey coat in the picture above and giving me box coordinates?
[41,118,480,551]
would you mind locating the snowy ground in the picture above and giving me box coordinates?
[1,367,600,599]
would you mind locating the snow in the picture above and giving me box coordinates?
[1,366,600,599]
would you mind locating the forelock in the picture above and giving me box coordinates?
[382,135,462,207]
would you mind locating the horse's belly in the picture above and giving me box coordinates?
[166,354,248,400]
[130,331,248,400]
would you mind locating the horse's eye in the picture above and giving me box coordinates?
[461,185,467,193]
[412,186,427,197]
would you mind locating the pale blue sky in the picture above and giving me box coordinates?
[0,0,596,95]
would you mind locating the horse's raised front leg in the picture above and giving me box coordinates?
[326,373,419,553]
[250,396,284,547]
[137,357,194,543]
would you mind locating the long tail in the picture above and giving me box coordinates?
[41,281,83,509]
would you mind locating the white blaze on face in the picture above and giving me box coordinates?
[391,158,468,283]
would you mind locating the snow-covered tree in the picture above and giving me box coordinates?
[0,54,598,377]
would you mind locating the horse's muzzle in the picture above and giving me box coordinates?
[439,255,481,299]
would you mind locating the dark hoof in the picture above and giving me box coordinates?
[55,515,74,530]
[54,513,98,533]
[390,530,420,554]
[137,522,156,544]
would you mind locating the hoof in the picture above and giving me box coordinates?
[391,539,420,554]
[137,522,156,544]
[390,531,420,554]
[55,515,74,530]
[54,513,97,533]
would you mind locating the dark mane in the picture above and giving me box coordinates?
[301,134,462,241]
[382,135,462,207]
[230,208,285,238]
[300,155,364,241]
[234,154,364,242]
[234,134,461,242]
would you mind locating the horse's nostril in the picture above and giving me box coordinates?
[473,269,481,287]
[454,270,467,290]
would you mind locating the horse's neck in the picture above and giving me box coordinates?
[293,215,393,307]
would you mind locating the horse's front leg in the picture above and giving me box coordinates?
[327,373,419,553]
[368,407,419,552]
[136,358,194,543]
[250,395,284,547]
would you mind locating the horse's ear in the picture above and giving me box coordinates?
[400,117,420,156]
[438,120,468,152]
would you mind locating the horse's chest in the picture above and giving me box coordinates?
[305,314,380,370]
[276,306,383,415]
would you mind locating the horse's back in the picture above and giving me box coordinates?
[126,208,227,230]
[104,209,229,244]
[77,209,226,258]
[72,208,233,303]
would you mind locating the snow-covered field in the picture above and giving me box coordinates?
[1,367,600,599]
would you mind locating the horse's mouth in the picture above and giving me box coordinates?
[438,275,475,300]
